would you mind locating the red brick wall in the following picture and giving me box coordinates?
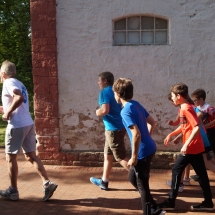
[30,0,61,162]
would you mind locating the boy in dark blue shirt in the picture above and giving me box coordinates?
[113,78,164,215]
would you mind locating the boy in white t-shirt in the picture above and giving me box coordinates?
[191,89,215,154]
[0,60,57,201]
[190,89,215,181]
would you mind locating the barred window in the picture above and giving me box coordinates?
[113,16,168,45]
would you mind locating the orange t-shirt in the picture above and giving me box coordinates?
[180,103,204,154]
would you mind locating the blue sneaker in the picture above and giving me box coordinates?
[90,177,108,190]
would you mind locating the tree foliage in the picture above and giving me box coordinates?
[0,0,32,110]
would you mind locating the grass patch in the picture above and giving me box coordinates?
[0,120,7,148]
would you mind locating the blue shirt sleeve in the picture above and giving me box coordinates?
[99,89,110,105]
[121,105,136,128]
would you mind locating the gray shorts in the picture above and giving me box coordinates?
[5,124,36,154]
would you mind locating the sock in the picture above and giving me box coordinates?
[102,178,108,183]
[43,180,50,188]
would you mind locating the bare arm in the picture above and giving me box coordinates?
[146,115,156,135]
[2,89,24,121]
[164,125,182,146]
[204,119,215,129]
[127,124,141,167]
[96,104,110,117]
[197,111,215,129]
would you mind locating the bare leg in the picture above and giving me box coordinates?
[119,157,129,171]
[102,154,113,180]
[209,157,215,165]
[6,154,18,189]
[180,170,185,183]
[203,153,215,173]
[184,164,191,179]
[24,151,49,183]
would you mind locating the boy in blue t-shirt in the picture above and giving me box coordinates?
[113,78,164,215]
[90,72,129,190]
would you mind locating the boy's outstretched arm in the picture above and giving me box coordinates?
[197,110,215,129]
[204,118,215,129]
[127,124,141,167]
[164,125,182,146]
[96,104,110,116]
[146,115,156,135]
[181,125,199,155]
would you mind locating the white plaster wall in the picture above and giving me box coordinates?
[56,0,215,152]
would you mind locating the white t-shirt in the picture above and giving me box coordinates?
[197,103,210,112]
[2,78,33,128]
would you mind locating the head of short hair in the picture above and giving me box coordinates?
[191,89,206,101]
[170,83,188,99]
[0,60,16,77]
[99,71,114,86]
[113,78,133,100]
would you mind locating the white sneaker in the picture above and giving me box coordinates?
[166,180,184,192]
[183,178,190,185]
[42,181,58,201]
[0,187,19,201]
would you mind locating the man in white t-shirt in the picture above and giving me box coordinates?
[0,60,57,201]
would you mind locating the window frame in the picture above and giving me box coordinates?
[113,15,169,46]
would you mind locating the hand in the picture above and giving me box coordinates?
[180,145,187,155]
[2,112,9,121]
[95,109,100,116]
[164,134,171,146]
[0,106,4,114]
[168,120,174,126]
[127,157,137,167]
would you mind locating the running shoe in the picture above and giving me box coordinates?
[0,187,19,201]
[42,181,58,201]
[158,199,175,210]
[90,177,108,190]
[183,178,190,185]
[190,175,199,181]
[191,201,214,211]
